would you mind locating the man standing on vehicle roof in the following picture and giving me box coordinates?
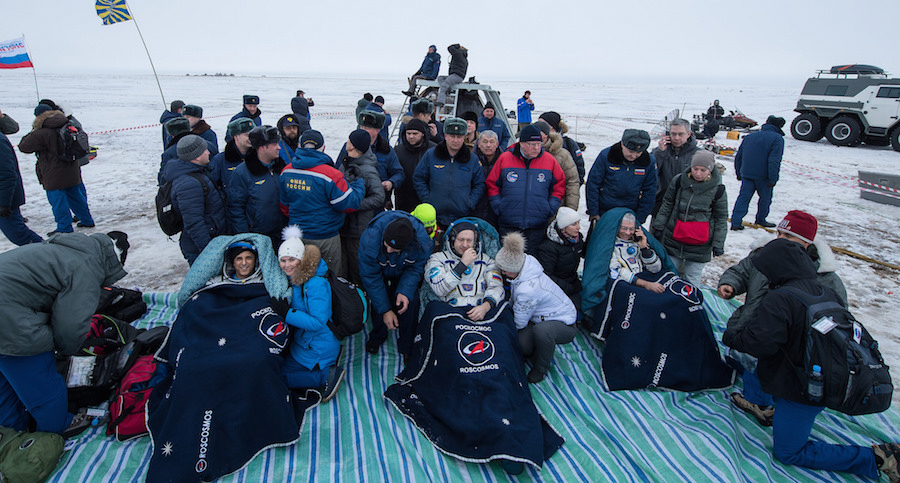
[730,115,785,230]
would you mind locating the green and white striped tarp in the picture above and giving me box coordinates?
[50,291,900,482]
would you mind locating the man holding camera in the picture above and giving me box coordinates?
[650,118,699,220]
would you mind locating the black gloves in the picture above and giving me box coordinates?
[270,297,290,319]
[345,164,361,182]
[713,247,724,257]
[0,206,10,218]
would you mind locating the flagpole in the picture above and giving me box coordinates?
[124,1,166,110]
[21,33,40,102]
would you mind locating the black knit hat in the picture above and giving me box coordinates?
[539,111,561,132]
[383,218,415,250]
[170,100,185,112]
[460,111,478,123]
[520,124,542,143]
[374,95,385,104]
[405,119,429,134]
[483,102,495,112]
[348,129,370,153]
[533,120,551,136]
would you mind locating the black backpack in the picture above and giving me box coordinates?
[778,285,893,415]
[96,286,148,323]
[155,172,209,236]
[57,121,90,163]
[324,270,369,340]
[59,315,143,412]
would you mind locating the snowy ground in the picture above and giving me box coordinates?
[3,72,899,396]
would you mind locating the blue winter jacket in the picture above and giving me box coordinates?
[517,97,534,124]
[336,135,405,190]
[477,115,510,149]
[163,159,227,263]
[734,123,784,184]
[280,148,364,240]
[413,142,484,226]
[159,136,218,185]
[358,211,432,315]
[286,257,340,370]
[226,108,262,142]
[586,143,658,223]
[190,121,219,156]
[366,102,393,141]
[160,110,180,149]
[226,150,286,241]
[418,52,441,79]
[0,133,26,209]
[207,139,247,192]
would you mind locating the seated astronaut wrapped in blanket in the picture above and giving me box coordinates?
[395,219,563,473]
[582,209,734,392]
[146,234,315,482]
[385,301,564,472]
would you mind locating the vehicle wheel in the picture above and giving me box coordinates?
[824,116,863,147]
[891,128,900,152]
[790,113,824,141]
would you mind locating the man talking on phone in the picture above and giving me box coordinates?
[651,118,699,221]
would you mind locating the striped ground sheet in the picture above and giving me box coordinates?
[49,290,900,482]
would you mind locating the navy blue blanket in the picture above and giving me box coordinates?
[385,301,564,469]
[147,283,305,482]
[594,272,735,392]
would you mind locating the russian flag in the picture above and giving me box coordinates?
[0,37,34,69]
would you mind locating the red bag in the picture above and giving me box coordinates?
[672,219,710,245]
[107,355,158,441]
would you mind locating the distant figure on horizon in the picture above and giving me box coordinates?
[517,91,534,136]
[290,90,314,132]
[227,95,262,142]
[160,100,184,149]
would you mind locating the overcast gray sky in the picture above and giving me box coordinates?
[2,0,898,85]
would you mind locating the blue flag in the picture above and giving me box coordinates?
[95,0,132,25]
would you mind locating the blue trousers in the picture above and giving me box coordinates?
[281,355,329,389]
[0,352,72,434]
[0,206,42,245]
[731,178,773,226]
[742,370,774,407]
[772,397,877,478]
[46,183,94,232]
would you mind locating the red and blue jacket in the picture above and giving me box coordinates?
[486,143,566,230]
